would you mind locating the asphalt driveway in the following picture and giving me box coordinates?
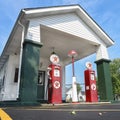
[2,103,120,120]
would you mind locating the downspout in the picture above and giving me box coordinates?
[17,20,25,99]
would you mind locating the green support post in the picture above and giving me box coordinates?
[19,39,42,105]
[95,59,113,102]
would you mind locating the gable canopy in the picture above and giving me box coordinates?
[0,5,114,70]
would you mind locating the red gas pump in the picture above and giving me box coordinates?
[47,53,62,104]
[84,62,98,102]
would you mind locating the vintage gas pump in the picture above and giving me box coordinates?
[84,62,98,102]
[47,52,62,104]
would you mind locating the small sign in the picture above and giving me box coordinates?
[91,73,95,80]
[54,69,60,77]
[91,83,96,90]
[54,81,60,89]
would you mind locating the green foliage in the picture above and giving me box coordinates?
[110,58,120,96]
[76,83,82,94]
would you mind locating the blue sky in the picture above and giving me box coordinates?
[0,0,120,85]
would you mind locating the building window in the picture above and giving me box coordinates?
[14,68,19,83]
[38,71,45,85]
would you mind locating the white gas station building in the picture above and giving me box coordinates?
[0,5,114,105]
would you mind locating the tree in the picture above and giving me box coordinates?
[76,83,82,94]
[110,58,120,99]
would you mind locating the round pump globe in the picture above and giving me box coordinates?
[68,50,78,58]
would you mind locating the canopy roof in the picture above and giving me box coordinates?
[0,5,114,70]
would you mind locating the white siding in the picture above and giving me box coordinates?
[2,54,19,101]
[26,23,40,42]
[26,13,102,45]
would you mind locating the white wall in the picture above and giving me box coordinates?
[0,59,8,101]
[44,72,48,100]
[2,54,19,101]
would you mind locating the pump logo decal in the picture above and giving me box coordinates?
[86,62,92,69]
[91,83,96,90]
[54,81,60,89]
[50,54,60,64]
